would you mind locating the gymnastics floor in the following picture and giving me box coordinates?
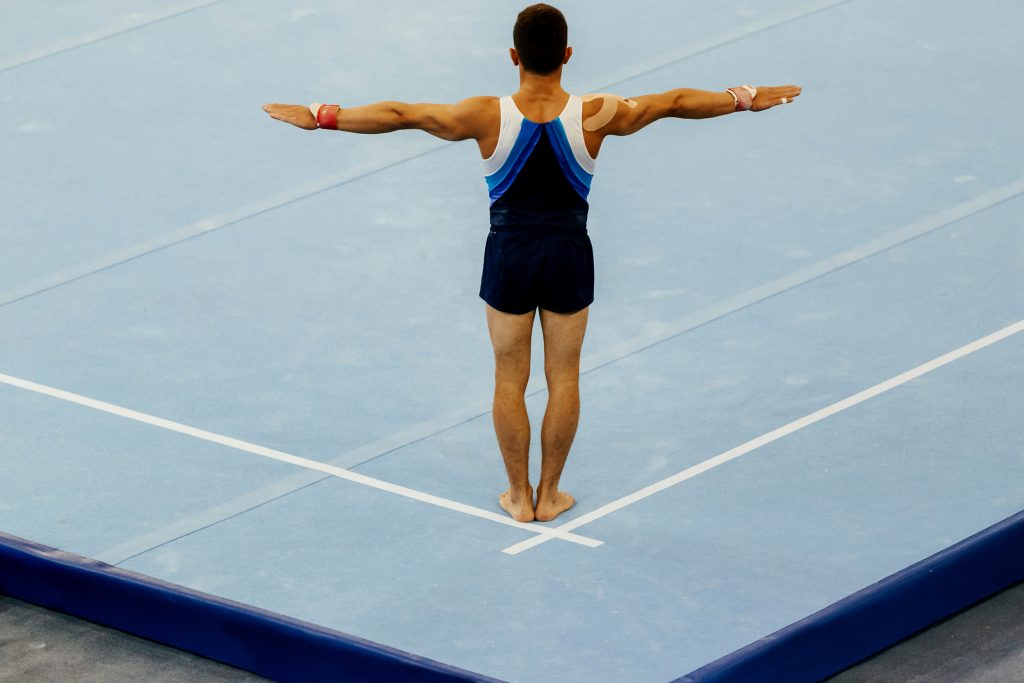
[2,1,1022,681]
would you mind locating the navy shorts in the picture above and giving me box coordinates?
[479,225,595,314]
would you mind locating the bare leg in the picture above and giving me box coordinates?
[485,304,536,522]
[535,306,588,522]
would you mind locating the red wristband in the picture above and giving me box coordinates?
[316,104,340,129]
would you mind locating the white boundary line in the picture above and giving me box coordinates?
[83,177,1024,564]
[501,319,1024,555]
[0,372,602,549]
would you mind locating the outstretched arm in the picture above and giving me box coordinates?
[599,84,802,137]
[262,96,495,141]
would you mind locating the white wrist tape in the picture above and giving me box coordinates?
[728,85,757,111]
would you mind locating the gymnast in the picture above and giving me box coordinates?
[263,3,801,523]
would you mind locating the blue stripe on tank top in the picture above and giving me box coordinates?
[545,118,593,200]
[486,121,544,203]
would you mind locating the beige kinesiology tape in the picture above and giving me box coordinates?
[581,93,638,131]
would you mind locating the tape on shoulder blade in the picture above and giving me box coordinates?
[581,93,638,131]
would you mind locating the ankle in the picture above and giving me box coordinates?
[536,484,558,501]
[509,485,533,501]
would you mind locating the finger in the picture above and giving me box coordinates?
[768,89,799,104]
[762,85,801,98]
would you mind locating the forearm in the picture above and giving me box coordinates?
[263,101,409,132]
[266,98,483,140]
[332,101,414,134]
[667,88,736,119]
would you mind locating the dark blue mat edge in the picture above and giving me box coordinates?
[0,531,504,683]
[676,508,1024,683]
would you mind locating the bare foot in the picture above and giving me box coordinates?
[534,489,575,522]
[499,488,535,523]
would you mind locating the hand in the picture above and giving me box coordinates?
[262,103,317,130]
[751,85,802,112]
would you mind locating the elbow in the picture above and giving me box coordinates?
[391,103,415,130]
[669,90,689,117]
[392,104,408,129]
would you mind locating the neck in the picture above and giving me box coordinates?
[517,67,565,96]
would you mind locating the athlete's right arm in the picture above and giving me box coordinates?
[337,97,496,140]
[601,85,802,137]
[262,97,496,141]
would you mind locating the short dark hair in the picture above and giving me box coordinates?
[513,4,568,75]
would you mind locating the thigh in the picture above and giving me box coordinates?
[486,303,536,386]
[539,306,589,381]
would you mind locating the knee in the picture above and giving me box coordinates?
[494,355,530,394]
[544,352,580,383]
[544,366,580,393]
[495,377,529,398]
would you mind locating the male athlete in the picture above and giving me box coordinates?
[263,4,801,524]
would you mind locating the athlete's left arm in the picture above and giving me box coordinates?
[261,97,495,140]
[596,84,802,138]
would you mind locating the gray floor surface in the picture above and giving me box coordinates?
[1,581,1023,682]
[0,595,267,683]
[828,580,1024,683]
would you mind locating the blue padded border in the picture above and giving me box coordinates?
[0,531,502,683]
[676,508,1024,682]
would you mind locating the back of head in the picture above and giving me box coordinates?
[513,4,568,75]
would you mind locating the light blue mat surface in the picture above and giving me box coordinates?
[2,1,1022,681]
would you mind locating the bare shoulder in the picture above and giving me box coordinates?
[453,95,498,123]
[438,96,496,148]
[457,95,500,113]
[582,92,628,114]
[582,95,603,121]
[581,93,640,134]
